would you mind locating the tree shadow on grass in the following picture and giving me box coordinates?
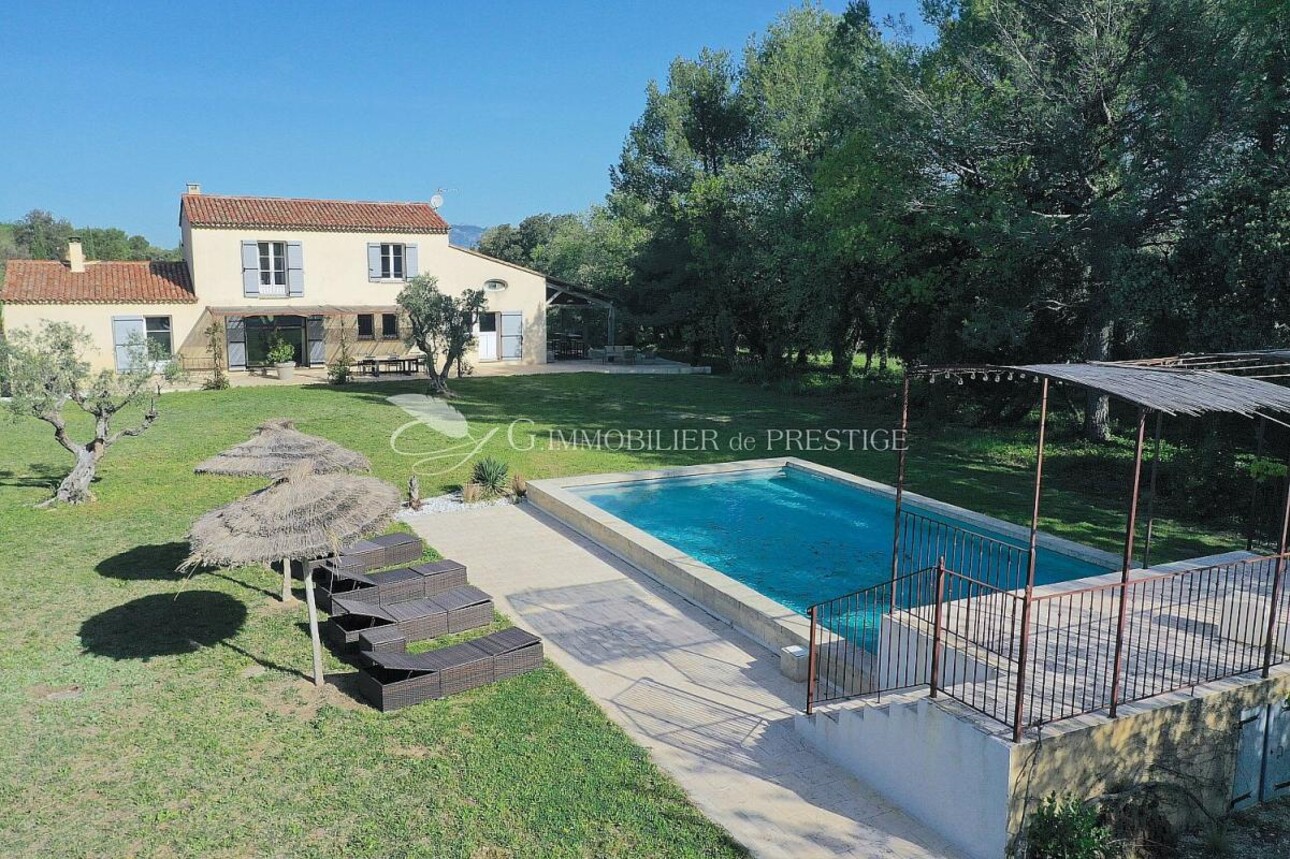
[97,542,277,598]
[96,541,189,582]
[79,591,246,660]
[0,462,71,491]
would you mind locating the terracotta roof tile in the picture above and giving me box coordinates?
[1,260,196,304]
[182,194,450,233]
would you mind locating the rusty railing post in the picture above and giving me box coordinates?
[1247,416,1267,552]
[806,604,819,714]
[1262,457,1290,677]
[890,371,912,612]
[1011,377,1049,742]
[930,557,946,699]
[1110,408,1149,719]
[1141,412,1164,569]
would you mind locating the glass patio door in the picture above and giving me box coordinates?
[244,316,306,367]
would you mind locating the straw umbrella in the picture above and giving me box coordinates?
[195,419,372,601]
[183,462,401,686]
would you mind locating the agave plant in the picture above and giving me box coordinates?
[471,456,510,497]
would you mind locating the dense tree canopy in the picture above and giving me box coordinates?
[477,1,1290,439]
[3,209,179,262]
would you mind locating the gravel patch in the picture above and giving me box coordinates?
[398,492,517,518]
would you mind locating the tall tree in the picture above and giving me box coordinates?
[12,210,73,260]
[612,48,753,360]
[914,0,1243,439]
[476,213,580,270]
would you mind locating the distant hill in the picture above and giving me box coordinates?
[450,224,486,248]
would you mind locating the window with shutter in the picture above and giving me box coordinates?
[379,243,405,279]
[258,241,288,296]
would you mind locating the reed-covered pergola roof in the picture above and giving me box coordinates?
[912,362,1290,417]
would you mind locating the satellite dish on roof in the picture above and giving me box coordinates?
[430,191,445,210]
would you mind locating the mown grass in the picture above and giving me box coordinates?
[0,371,1250,857]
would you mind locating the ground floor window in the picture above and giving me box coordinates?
[381,312,399,339]
[357,314,375,339]
[145,316,172,355]
[112,314,173,369]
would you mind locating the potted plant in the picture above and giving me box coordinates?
[267,337,296,381]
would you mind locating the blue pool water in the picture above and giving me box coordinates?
[572,467,1109,614]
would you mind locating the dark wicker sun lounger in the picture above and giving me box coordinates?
[369,533,425,568]
[314,565,424,612]
[291,534,426,581]
[313,559,465,611]
[326,586,493,650]
[428,584,494,633]
[356,627,543,711]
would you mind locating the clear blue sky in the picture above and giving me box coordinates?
[0,1,929,246]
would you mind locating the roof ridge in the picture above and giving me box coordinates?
[184,193,434,207]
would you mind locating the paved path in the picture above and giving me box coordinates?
[407,504,960,859]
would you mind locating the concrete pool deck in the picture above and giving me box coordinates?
[407,503,962,859]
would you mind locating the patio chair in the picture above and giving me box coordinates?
[356,627,543,711]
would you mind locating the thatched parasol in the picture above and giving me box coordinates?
[195,419,371,478]
[194,419,372,600]
[183,462,401,686]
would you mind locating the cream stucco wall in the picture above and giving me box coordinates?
[184,218,548,365]
[2,218,551,374]
[1,301,208,373]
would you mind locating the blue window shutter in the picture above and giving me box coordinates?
[367,243,382,281]
[226,316,247,370]
[241,241,260,297]
[404,243,419,279]
[111,316,145,370]
[286,241,304,296]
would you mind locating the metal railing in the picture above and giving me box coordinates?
[806,552,1290,740]
[896,509,1030,593]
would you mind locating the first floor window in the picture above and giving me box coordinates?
[145,317,172,355]
[381,313,399,339]
[357,314,375,339]
[380,243,405,280]
[259,241,287,292]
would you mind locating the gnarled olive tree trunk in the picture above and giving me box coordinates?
[43,400,159,506]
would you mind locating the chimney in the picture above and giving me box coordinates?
[186,182,201,195]
[67,236,85,273]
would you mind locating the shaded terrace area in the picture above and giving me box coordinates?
[809,359,1290,741]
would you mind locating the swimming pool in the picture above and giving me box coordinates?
[568,465,1110,615]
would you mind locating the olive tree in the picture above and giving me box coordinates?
[397,275,487,395]
[0,321,177,505]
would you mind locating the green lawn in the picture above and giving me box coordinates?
[0,372,1249,857]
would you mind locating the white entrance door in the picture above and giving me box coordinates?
[475,313,499,362]
[500,312,523,360]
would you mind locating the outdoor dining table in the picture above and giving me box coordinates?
[356,356,422,377]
